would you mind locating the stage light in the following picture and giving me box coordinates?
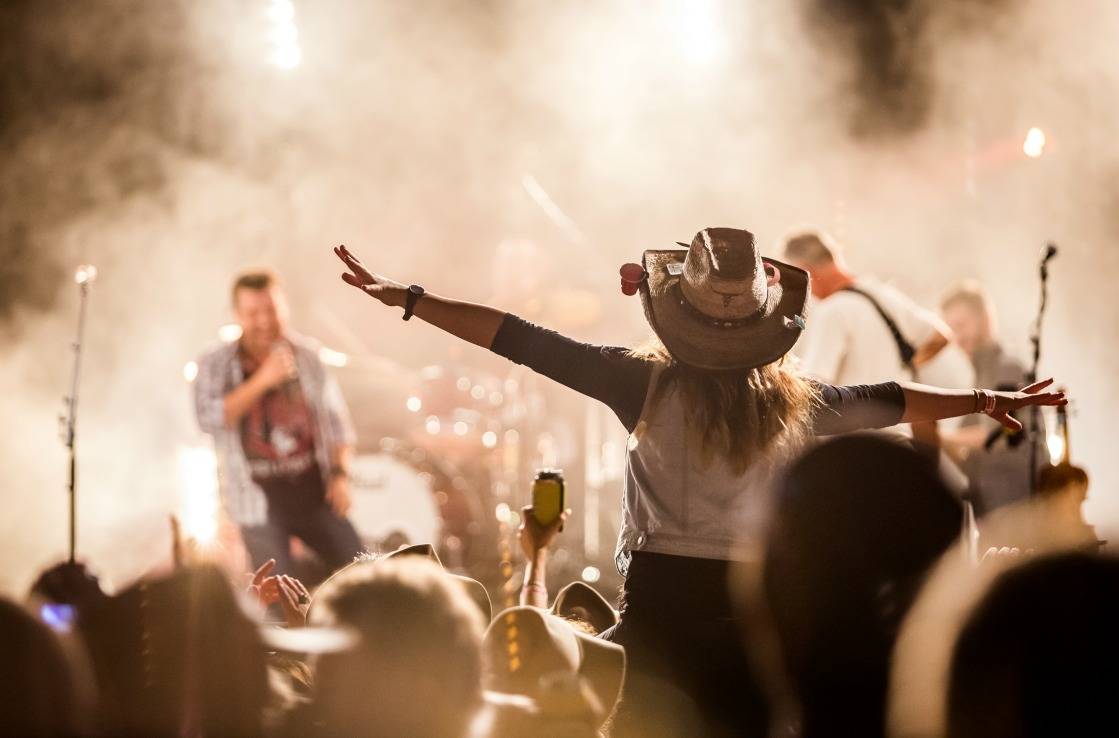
[482,431,498,448]
[218,324,243,343]
[406,396,422,412]
[318,346,348,367]
[581,566,601,584]
[183,361,199,383]
[1023,127,1046,158]
[495,502,512,523]
[266,0,302,70]
[676,0,724,65]
[453,421,469,436]
[470,384,487,400]
[177,446,220,546]
[456,376,472,391]
[425,416,441,435]
[1047,430,1066,464]
[74,264,98,285]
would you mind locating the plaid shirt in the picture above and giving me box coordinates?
[193,333,356,526]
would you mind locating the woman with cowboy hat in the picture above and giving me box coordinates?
[333,229,1064,737]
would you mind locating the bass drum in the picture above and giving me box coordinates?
[347,440,496,573]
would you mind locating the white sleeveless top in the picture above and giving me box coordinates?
[614,368,802,575]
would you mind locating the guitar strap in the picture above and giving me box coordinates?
[839,285,917,375]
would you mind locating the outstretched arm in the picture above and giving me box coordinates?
[334,244,654,431]
[900,378,1065,431]
[334,244,505,348]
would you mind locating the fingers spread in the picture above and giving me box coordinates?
[1022,377,1054,394]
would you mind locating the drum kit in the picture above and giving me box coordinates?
[335,355,588,582]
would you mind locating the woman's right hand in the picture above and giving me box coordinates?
[334,244,406,307]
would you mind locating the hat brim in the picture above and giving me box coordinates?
[550,581,619,635]
[640,250,808,371]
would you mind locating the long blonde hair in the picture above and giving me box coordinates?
[629,340,819,476]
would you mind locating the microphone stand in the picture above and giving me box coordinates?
[1027,244,1056,496]
[61,268,95,563]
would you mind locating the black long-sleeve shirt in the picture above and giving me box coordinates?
[490,314,906,434]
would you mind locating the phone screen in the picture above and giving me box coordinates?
[40,603,75,634]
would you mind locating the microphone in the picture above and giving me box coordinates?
[1042,243,1058,263]
[272,340,301,401]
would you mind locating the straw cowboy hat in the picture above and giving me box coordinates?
[549,581,618,635]
[630,227,809,371]
[484,606,626,729]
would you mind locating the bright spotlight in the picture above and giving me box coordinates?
[177,446,220,546]
[495,502,512,523]
[74,264,98,285]
[453,421,469,436]
[1047,431,1066,465]
[218,324,243,343]
[482,431,498,448]
[581,566,601,584]
[425,416,441,435]
[183,361,199,383]
[406,396,422,412]
[1023,127,1046,158]
[676,0,724,65]
[266,0,302,69]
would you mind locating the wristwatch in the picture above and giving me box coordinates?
[403,284,425,321]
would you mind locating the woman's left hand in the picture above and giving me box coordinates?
[333,245,407,307]
[990,378,1067,431]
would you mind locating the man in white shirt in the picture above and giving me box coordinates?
[782,230,974,390]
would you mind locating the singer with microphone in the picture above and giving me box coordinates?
[193,269,363,576]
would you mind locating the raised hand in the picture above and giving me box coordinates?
[990,378,1067,432]
[333,244,406,307]
[247,559,280,606]
[518,505,572,559]
[275,574,312,627]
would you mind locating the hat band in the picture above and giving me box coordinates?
[670,282,768,328]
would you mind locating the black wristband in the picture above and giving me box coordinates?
[403,284,425,321]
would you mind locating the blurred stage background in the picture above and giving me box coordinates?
[2,0,1117,594]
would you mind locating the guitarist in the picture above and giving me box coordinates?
[782,230,974,461]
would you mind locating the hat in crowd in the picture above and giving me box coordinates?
[638,227,809,371]
[384,543,493,623]
[483,606,626,729]
[549,581,619,635]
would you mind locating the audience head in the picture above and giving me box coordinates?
[948,552,1119,738]
[81,564,269,737]
[781,230,846,299]
[309,556,485,738]
[0,597,83,737]
[939,279,998,356]
[764,433,963,737]
[311,544,492,625]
